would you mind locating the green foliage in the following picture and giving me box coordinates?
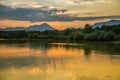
[114,35,120,41]
[97,31,114,41]
[73,31,84,41]
[28,33,40,39]
[85,30,115,41]
[0,24,120,42]
[83,24,93,33]
[85,32,98,41]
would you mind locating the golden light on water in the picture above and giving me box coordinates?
[0,42,120,80]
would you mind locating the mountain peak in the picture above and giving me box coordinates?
[1,23,56,31]
[40,23,52,27]
[26,23,56,31]
[93,19,120,28]
[41,23,49,25]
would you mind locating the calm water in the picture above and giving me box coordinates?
[0,41,120,80]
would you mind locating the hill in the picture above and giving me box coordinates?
[1,23,56,31]
[93,20,120,28]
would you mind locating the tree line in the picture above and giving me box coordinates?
[0,24,120,41]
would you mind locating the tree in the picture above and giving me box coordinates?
[70,31,84,41]
[28,33,40,39]
[83,24,93,33]
[85,32,98,41]
[97,31,114,41]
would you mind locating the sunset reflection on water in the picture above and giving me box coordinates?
[0,41,120,80]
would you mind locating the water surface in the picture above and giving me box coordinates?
[0,41,120,80]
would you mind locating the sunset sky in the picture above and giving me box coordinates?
[0,0,120,29]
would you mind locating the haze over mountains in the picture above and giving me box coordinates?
[26,23,55,31]
[0,23,56,31]
[93,20,120,28]
[0,20,120,31]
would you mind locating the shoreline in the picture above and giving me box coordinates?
[0,39,120,44]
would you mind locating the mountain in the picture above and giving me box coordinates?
[1,23,56,31]
[26,23,55,31]
[93,20,120,28]
[0,28,3,31]
[2,27,25,31]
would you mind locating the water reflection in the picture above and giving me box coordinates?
[0,41,120,80]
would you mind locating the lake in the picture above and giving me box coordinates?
[0,41,120,80]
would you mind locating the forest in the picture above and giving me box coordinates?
[0,24,120,42]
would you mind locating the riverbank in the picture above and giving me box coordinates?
[0,39,120,45]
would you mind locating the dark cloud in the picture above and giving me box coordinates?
[0,5,120,22]
[0,5,68,21]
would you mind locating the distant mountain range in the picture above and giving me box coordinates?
[0,27,25,31]
[0,23,56,31]
[93,20,120,28]
[0,20,120,31]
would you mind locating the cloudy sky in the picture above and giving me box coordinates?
[0,0,120,29]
